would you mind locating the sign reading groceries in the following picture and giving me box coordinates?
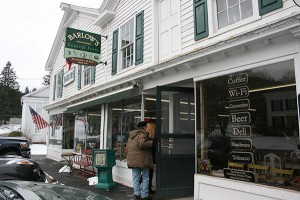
[64,27,101,66]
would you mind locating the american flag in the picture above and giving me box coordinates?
[29,106,49,129]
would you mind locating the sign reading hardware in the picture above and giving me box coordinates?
[223,168,255,182]
[64,27,101,66]
[230,139,252,151]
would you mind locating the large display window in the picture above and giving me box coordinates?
[74,106,101,152]
[49,114,63,145]
[107,96,142,160]
[196,60,300,191]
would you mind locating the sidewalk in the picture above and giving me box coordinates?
[32,155,136,200]
[33,155,193,200]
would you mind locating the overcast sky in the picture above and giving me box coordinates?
[0,0,102,92]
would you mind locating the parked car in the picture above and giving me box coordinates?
[0,137,31,158]
[0,180,112,200]
[0,156,45,182]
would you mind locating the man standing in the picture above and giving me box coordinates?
[126,121,153,200]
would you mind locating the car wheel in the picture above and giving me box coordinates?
[4,151,19,156]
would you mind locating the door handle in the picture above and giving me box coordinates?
[157,141,160,153]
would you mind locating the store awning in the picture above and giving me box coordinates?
[66,87,134,112]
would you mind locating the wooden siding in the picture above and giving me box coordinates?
[180,0,295,55]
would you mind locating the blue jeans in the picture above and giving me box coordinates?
[132,167,150,198]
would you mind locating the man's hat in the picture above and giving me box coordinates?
[137,121,147,128]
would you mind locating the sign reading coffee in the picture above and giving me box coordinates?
[64,27,101,66]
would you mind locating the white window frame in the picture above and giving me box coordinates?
[208,0,259,35]
[120,19,135,70]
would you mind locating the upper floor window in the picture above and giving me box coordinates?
[83,66,91,86]
[111,11,144,75]
[55,70,63,99]
[120,20,134,69]
[216,0,253,29]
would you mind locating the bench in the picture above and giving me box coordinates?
[72,149,96,179]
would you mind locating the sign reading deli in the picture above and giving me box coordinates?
[64,27,101,66]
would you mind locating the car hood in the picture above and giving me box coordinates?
[0,180,112,200]
[0,156,36,165]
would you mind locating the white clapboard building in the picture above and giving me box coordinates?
[44,1,300,199]
[21,86,49,143]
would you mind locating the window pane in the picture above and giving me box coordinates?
[216,0,227,12]
[241,0,253,19]
[107,97,142,160]
[196,60,300,192]
[121,19,134,69]
[217,0,252,29]
[228,5,240,25]
[228,0,238,7]
[218,11,228,29]
[74,114,87,153]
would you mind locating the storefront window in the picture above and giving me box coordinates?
[107,97,142,160]
[87,109,101,149]
[74,107,101,153]
[62,113,75,149]
[49,114,63,145]
[74,113,87,153]
[196,61,300,191]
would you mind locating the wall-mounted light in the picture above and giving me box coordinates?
[133,82,143,89]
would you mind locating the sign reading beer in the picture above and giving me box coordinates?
[64,27,101,66]
[229,112,251,124]
[223,168,255,182]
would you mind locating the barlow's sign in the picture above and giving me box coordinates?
[64,27,101,66]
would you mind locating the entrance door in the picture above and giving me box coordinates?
[156,86,195,199]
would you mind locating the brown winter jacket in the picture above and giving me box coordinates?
[126,129,153,169]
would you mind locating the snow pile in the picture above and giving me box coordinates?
[87,176,98,185]
[59,165,71,173]
[30,144,47,155]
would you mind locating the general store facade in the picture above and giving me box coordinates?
[44,0,300,199]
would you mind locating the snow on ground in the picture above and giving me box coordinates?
[30,144,47,155]
[0,125,21,135]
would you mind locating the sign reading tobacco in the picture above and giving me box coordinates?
[64,27,101,66]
